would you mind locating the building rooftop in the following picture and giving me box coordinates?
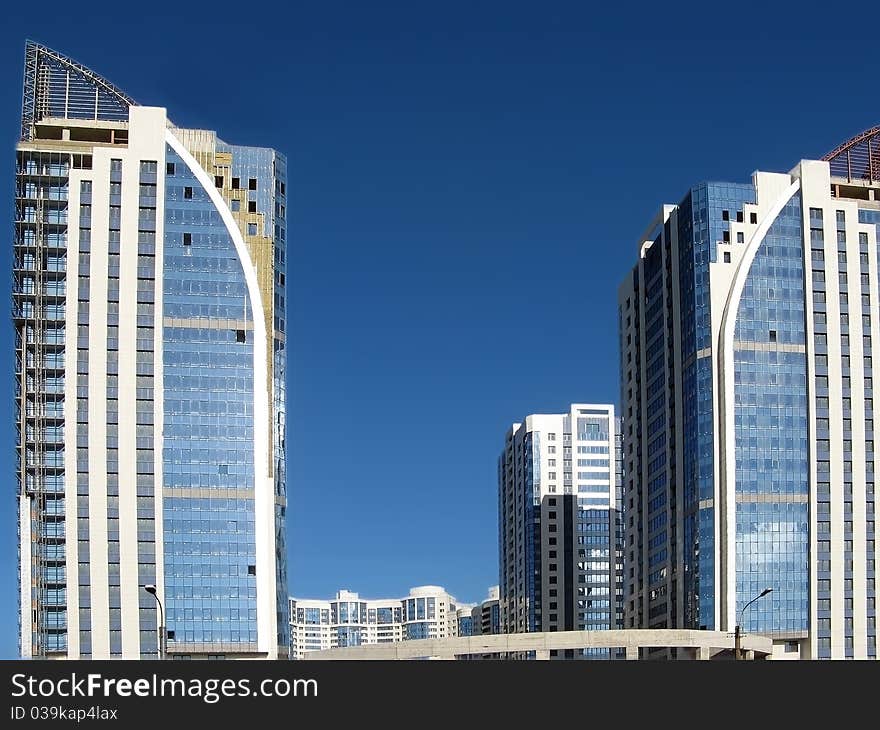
[823,124,880,183]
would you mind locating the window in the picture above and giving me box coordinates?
[722,230,730,242]
[232,177,240,189]
[183,186,193,200]
[231,199,241,212]
[723,251,731,263]
[236,329,246,343]
[750,212,757,224]
[722,210,729,221]
[736,231,744,243]
[247,565,256,576]
[548,433,556,441]
[247,223,258,236]
[249,178,257,190]
[183,233,191,246]
[215,175,224,188]
[166,162,175,175]
[769,330,777,343]
[248,200,257,213]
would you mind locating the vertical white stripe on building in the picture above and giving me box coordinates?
[117,150,140,658]
[86,147,112,658]
[116,108,170,657]
[63,171,83,658]
[19,494,32,658]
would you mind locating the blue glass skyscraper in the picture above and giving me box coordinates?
[620,136,879,659]
[14,42,288,658]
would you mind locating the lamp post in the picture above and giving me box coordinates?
[144,584,166,660]
[734,588,772,660]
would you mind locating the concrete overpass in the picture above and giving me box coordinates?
[306,629,773,660]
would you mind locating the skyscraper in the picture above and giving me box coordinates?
[13,42,288,659]
[498,404,620,658]
[619,132,880,659]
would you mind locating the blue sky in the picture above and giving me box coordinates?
[0,1,878,658]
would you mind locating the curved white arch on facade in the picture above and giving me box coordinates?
[164,129,277,657]
[716,179,801,631]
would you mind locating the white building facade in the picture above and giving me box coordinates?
[289,586,463,659]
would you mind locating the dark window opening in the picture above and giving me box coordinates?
[183,233,191,246]
[722,210,729,221]
[722,230,730,242]
[232,177,240,189]
[750,212,758,224]
[769,330,777,343]
[736,210,744,222]
[248,200,257,213]
[247,565,256,576]
[184,186,193,199]
[215,175,224,188]
[236,329,246,343]
[166,630,176,641]
[166,163,175,175]
[723,251,731,263]
[248,178,257,190]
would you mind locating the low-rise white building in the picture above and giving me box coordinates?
[290,586,465,659]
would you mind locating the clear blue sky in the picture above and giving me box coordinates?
[0,1,877,658]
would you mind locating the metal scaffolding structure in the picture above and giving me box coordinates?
[13,150,70,656]
[822,125,880,184]
[21,40,135,142]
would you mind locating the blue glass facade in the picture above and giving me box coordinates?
[218,142,289,649]
[162,146,259,647]
[523,433,540,632]
[679,182,755,630]
[733,193,810,633]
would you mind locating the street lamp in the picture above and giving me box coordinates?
[144,584,166,660]
[734,588,772,660]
